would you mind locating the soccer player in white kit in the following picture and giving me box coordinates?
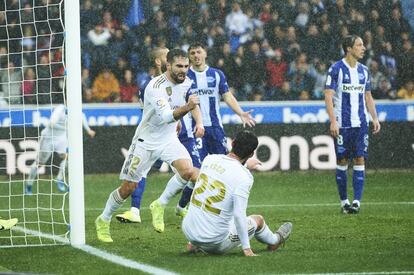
[95,49,204,242]
[25,104,95,194]
[182,131,292,256]
[325,35,380,214]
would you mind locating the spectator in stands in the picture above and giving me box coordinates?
[22,68,36,104]
[265,48,287,99]
[396,38,414,86]
[82,68,93,103]
[225,1,249,52]
[91,68,120,103]
[379,42,398,88]
[369,60,386,95]
[119,69,139,103]
[80,0,99,36]
[373,78,396,100]
[242,41,266,100]
[308,59,327,100]
[397,80,414,99]
[0,62,22,104]
[275,81,295,101]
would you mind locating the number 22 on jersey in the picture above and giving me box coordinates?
[191,173,226,215]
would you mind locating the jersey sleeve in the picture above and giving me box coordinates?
[234,178,253,200]
[365,69,371,92]
[325,65,339,91]
[233,195,250,249]
[217,69,229,95]
[145,86,176,123]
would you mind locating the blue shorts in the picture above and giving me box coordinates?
[335,126,369,160]
[180,138,201,168]
[196,126,228,161]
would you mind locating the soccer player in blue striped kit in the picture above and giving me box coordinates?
[174,42,256,217]
[324,35,381,214]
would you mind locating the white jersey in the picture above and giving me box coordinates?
[131,73,192,150]
[42,104,66,137]
[182,154,253,244]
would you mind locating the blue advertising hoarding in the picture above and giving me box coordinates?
[0,100,413,127]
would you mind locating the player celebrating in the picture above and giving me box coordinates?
[95,49,204,242]
[324,35,381,214]
[176,42,256,216]
[182,130,292,256]
[115,47,203,224]
[115,47,169,223]
[25,104,96,194]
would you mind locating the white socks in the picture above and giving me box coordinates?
[26,162,39,187]
[56,158,67,181]
[255,223,279,245]
[101,189,125,222]
[158,174,188,207]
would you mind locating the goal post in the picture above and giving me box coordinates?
[65,0,85,246]
[0,0,85,247]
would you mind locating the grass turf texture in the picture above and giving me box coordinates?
[1,170,413,274]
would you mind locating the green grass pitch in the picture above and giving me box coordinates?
[1,170,413,274]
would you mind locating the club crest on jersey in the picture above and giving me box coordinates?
[166,86,172,96]
[358,73,365,81]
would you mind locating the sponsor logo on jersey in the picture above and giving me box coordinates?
[342,84,364,93]
[156,99,167,107]
[194,88,215,95]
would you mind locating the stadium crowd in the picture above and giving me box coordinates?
[0,0,413,105]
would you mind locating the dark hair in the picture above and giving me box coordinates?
[188,42,207,52]
[231,130,258,160]
[342,35,360,54]
[167,48,188,63]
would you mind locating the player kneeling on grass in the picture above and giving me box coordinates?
[182,131,292,256]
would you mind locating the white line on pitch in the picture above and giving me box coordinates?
[278,272,414,275]
[10,226,178,275]
[85,201,414,212]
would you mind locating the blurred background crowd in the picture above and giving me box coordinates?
[0,0,414,105]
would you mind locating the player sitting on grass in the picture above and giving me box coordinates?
[182,130,292,256]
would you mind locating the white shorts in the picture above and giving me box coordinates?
[189,216,258,254]
[119,138,191,182]
[38,130,67,164]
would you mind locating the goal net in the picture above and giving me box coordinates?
[0,0,83,247]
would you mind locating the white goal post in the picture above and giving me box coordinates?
[0,0,84,247]
[65,0,85,246]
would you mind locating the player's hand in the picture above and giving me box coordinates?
[88,129,96,138]
[193,123,205,138]
[243,248,258,257]
[187,94,200,111]
[372,119,381,134]
[330,121,339,138]
[240,110,255,128]
[246,158,261,170]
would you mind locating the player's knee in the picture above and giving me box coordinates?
[337,159,348,166]
[353,157,365,165]
[119,181,137,198]
[250,214,264,230]
[179,167,193,181]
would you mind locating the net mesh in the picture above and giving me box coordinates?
[0,0,68,247]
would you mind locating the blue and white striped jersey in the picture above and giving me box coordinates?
[187,66,229,128]
[325,58,371,128]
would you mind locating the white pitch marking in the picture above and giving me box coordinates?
[11,226,178,275]
[85,201,414,211]
[279,272,414,275]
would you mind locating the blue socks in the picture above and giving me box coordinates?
[178,186,193,208]
[336,165,348,201]
[352,165,365,201]
[131,177,146,209]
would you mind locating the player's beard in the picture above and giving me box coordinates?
[170,70,186,84]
